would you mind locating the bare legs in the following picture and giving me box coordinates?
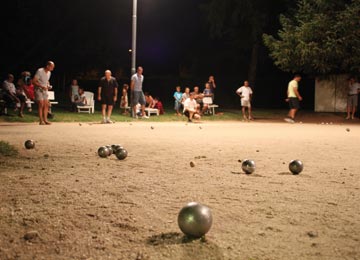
[288,108,297,120]
[242,106,253,120]
[346,105,357,119]
[37,100,50,124]
[102,104,114,123]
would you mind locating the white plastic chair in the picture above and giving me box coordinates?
[77,91,95,114]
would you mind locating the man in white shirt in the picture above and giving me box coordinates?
[33,61,55,125]
[183,92,201,122]
[236,80,253,120]
[130,66,148,119]
[346,77,360,119]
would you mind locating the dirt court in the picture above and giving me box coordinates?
[0,120,359,260]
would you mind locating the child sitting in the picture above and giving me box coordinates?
[74,87,87,107]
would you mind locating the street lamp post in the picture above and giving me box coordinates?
[131,0,137,76]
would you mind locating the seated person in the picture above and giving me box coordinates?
[153,97,164,115]
[69,79,80,112]
[202,82,214,114]
[120,84,129,115]
[181,87,190,105]
[183,92,201,122]
[144,92,154,108]
[191,86,203,113]
[18,71,34,112]
[2,74,26,117]
[74,87,87,106]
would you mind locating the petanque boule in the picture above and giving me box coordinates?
[289,160,303,175]
[241,159,256,174]
[115,148,128,160]
[112,144,124,152]
[98,146,110,158]
[178,202,212,238]
[105,145,113,155]
[24,140,35,149]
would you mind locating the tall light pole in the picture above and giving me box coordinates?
[131,0,137,76]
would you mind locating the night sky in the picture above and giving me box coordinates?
[1,0,311,108]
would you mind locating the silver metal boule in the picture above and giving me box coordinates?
[115,148,128,160]
[242,159,256,174]
[289,160,303,174]
[178,202,212,238]
[112,144,124,153]
[98,146,110,158]
[105,145,113,155]
[24,140,35,149]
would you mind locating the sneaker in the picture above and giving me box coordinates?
[284,117,295,123]
[101,119,107,124]
[142,115,149,119]
[106,119,114,124]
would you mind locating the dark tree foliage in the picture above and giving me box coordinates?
[202,0,290,83]
[263,0,360,75]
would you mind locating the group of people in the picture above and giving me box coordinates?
[1,61,55,125]
[3,61,359,125]
[171,76,217,122]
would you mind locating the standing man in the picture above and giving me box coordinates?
[346,77,360,120]
[33,61,55,125]
[236,80,253,120]
[285,74,302,123]
[131,66,148,118]
[98,70,118,124]
[208,75,216,100]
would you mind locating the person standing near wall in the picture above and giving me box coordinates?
[284,74,302,123]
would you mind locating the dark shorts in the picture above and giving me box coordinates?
[184,110,190,118]
[132,91,146,106]
[289,97,300,109]
[101,94,114,106]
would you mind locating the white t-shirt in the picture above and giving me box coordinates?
[183,98,197,112]
[34,68,51,89]
[2,80,16,94]
[131,73,144,92]
[236,86,253,101]
[349,82,360,95]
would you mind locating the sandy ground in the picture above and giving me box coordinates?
[0,120,359,260]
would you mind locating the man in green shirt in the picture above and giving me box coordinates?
[284,75,302,123]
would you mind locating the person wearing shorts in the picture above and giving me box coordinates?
[98,70,118,124]
[236,80,253,120]
[130,66,148,119]
[33,61,55,125]
[346,77,360,120]
[285,74,302,123]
